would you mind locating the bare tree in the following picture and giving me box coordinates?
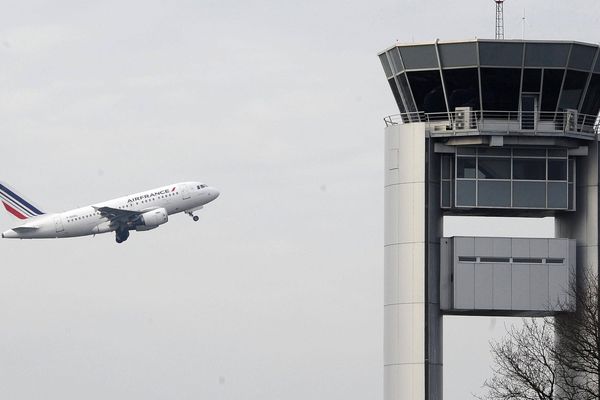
[478,273,599,400]
[552,274,599,400]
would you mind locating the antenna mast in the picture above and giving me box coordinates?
[495,0,505,39]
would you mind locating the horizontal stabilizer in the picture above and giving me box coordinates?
[12,225,40,231]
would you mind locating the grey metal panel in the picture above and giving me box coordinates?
[511,238,530,257]
[445,237,574,313]
[492,263,512,309]
[380,53,393,78]
[478,181,511,207]
[513,181,546,208]
[524,43,570,67]
[455,236,475,257]
[479,42,523,66]
[492,238,511,257]
[511,264,530,310]
[529,238,549,258]
[440,238,453,310]
[398,45,439,70]
[549,265,569,310]
[568,43,597,70]
[474,264,493,309]
[474,237,494,257]
[548,238,568,259]
[389,48,404,74]
[438,42,478,67]
[530,264,550,310]
[548,182,568,209]
[455,262,475,309]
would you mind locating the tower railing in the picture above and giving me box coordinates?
[383,110,600,138]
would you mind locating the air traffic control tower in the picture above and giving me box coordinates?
[379,40,600,399]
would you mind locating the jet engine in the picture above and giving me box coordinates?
[135,208,168,231]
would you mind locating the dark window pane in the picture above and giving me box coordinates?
[399,45,438,69]
[478,147,510,156]
[406,70,447,113]
[478,181,511,206]
[525,43,570,67]
[456,180,476,207]
[559,70,588,110]
[521,96,537,129]
[480,257,511,263]
[596,56,600,73]
[481,68,521,115]
[389,48,404,73]
[513,148,546,157]
[548,159,567,180]
[581,74,600,118]
[442,68,480,111]
[479,42,523,66]
[513,159,546,180]
[442,181,451,207]
[540,69,565,118]
[513,181,546,208]
[478,158,511,179]
[548,148,567,157]
[397,73,417,113]
[379,53,392,77]
[522,69,542,92]
[568,44,596,70]
[548,182,568,208]
[568,159,575,182]
[388,78,406,114]
[457,147,476,155]
[438,43,478,67]
[441,155,452,179]
[513,258,543,263]
[568,183,574,209]
[457,157,477,178]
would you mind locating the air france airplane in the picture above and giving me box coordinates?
[0,181,219,243]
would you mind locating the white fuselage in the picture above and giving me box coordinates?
[2,182,219,239]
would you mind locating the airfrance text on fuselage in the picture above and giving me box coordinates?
[127,189,173,203]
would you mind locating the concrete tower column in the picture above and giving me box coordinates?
[555,139,599,281]
[384,123,443,400]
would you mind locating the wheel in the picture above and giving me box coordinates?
[193,215,199,222]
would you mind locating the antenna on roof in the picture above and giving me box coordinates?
[495,0,505,40]
[521,8,526,39]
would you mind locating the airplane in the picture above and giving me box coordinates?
[0,181,219,243]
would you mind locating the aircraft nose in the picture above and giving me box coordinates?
[210,188,220,201]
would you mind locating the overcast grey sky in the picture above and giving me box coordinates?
[0,1,599,399]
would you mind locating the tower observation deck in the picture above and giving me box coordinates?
[379,39,600,400]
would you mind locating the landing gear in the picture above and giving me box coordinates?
[115,228,130,243]
[186,211,200,222]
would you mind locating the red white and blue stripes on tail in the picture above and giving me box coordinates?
[0,182,45,220]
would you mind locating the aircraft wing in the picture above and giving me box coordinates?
[94,206,144,225]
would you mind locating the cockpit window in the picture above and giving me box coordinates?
[198,184,207,189]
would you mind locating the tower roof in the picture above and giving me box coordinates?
[379,39,600,135]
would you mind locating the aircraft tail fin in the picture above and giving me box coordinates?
[0,182,45,220]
